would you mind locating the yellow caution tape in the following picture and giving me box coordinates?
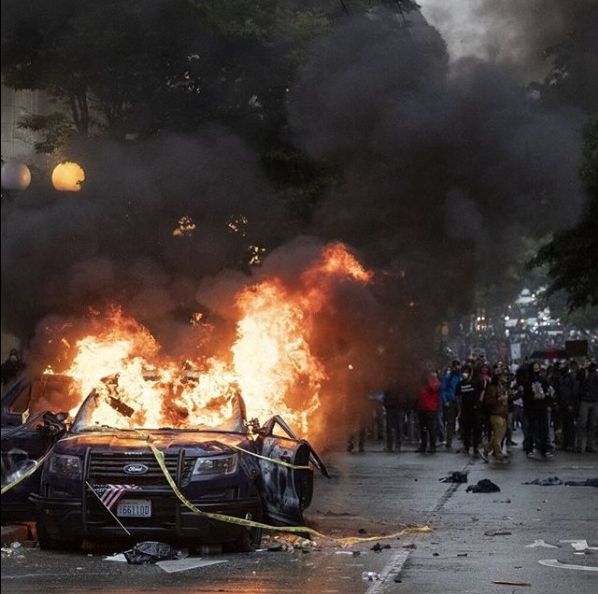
[146,438,431,546]
[1,447,54,495]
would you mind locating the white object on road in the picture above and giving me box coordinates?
[525,540,558,549]
[539,559,598,572]
[156,558,227,573]
[103,553,127,562]
[559,539,598,551]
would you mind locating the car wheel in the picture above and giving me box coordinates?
[37,519,81,551]
[234,525,263,553]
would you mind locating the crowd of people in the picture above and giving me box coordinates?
[355,358,598,462]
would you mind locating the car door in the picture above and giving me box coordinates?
[1,380,67,520]
[257,415,328,526]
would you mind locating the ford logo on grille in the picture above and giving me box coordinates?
[123,463,149,475]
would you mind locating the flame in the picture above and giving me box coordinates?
[47,243,372,437]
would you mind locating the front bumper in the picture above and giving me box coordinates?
[30,491,262,543]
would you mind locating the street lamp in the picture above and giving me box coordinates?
[51,161,85,192]
[1,160,32,191]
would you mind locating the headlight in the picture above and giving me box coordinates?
[48,454,81,479]
[192,454,237,477]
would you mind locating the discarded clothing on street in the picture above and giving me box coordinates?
[466,479,500,493]
[523,476,598,487]
[124,541,178,564]
[523,476,564,486]
[439,471,468,483]
[564,478,598,487]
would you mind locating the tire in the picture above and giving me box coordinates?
[37,519,82,551]
[234,525,263,553]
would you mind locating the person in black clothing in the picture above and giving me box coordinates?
[554,362,579,451]
[456,365,484,456]
[383,385,404,453]
[1,349,25,386]
[521,362,553,458]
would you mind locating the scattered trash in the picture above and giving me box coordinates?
[457,553,468,557]
[267,543,285,552]
[393,576,402,583]
[492,580,531,586]
[10,542,22,550]
[403,543,417,549]
[466,479,500,493]
[523,476,563,486]
[484,530,512,536]
[439,471,468,483]
[362,571,381,581]
[335,550,360,556]
[358,528,367,534]
[526,540,559,549]
[156,558,227,574]
[124,542,178,565]
[564,478,598,487]
[370,543,391,552]
[560,539,598,552]
[104,553,128,562]
[523,476,598,487]
[433,552,439,556]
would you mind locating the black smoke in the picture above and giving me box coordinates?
[1,129,285,352]
[287,7,589,327]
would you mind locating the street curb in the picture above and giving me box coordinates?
[1,525,30,546]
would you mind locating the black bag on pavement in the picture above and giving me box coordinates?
[124,541,178,564]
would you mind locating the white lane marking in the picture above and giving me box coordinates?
[364,550,410,594]
[539,559,598,572]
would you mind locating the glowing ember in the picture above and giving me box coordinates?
[227,214,248,236]
[247,244,266,266]
[45,243,372,437]
[173,216,197,237]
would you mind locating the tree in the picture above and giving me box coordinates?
[532,119,598,310]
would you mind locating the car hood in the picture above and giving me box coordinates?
[55,430,251,456]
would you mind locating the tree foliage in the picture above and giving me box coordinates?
[532,119,598,310]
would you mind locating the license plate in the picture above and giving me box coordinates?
[116,499,152,518]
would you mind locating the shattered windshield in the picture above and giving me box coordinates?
[70,374,246,434]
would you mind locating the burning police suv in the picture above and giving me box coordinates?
[31,373,327,551]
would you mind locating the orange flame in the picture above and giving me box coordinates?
[52,243,371,437]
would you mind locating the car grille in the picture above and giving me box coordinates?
[87,452,195,486]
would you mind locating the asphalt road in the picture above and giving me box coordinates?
[2,439,597,594]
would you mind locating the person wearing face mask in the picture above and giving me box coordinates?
[521,362,553,459]
[456,365,484,456]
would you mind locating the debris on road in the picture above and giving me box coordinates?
[523,476,598,487]
[156,558,227,574]
[457,553,468,557]
[362,571,381,581]
[484,530,512,536]
[439,471,468,483]
[523,476,563,486]
[492,580,531,586]
[403,543,417,549]
[370,542,391,552]
[525,540,559,549]
[466,479,500,493]
[124,541,178,564]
